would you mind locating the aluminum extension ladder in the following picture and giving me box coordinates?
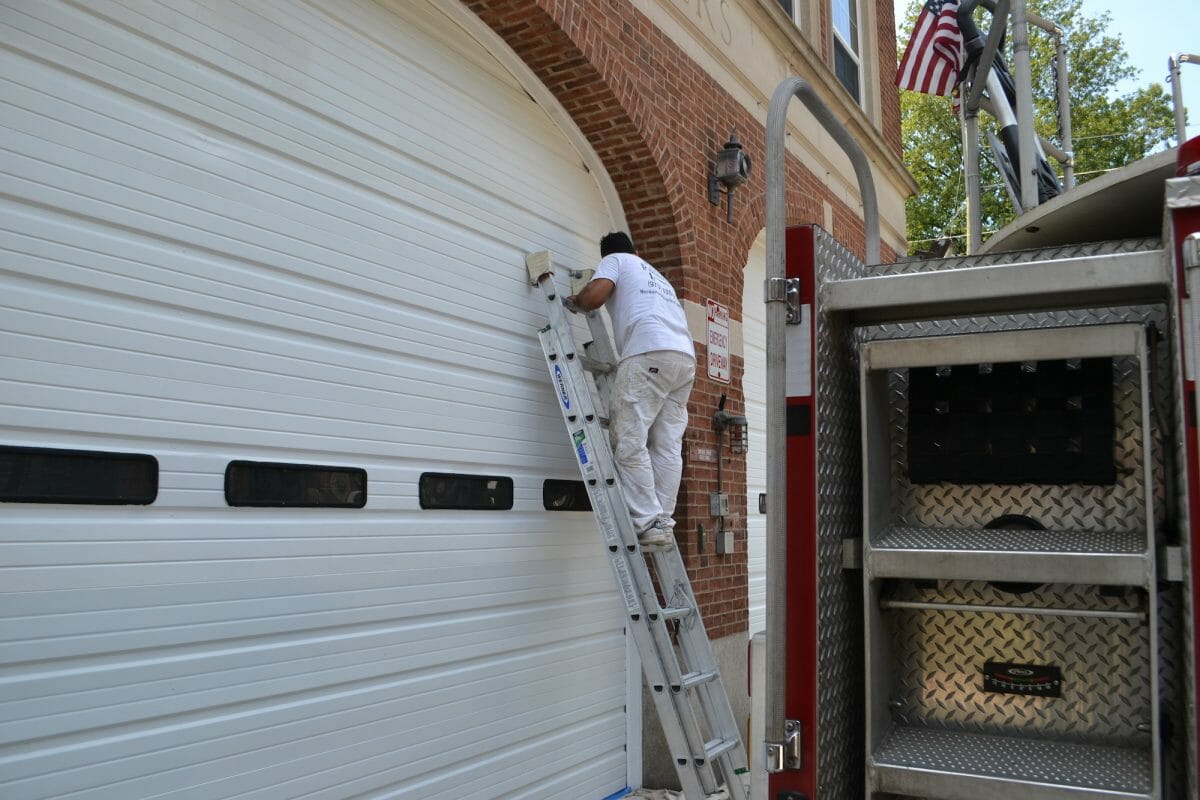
[526,251,749,800]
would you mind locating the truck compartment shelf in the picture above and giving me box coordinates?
[871,724,1153,800]
[868,525,1149,586]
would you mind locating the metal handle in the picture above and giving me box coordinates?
[880,599,1146,621]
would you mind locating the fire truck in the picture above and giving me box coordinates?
[747,60,1200,800]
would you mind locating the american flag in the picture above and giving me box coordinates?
[895,0,964,96]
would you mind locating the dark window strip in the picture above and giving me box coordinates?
[420,472,513,510]
[226,460,366,508]
[0,445,157,505]
[543,479,592,512]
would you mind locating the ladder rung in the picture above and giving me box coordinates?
[579,353,615,375]
[658,605,692,622]
[678,670,718,691]
[699,737,740,764]
[533,260,747,799]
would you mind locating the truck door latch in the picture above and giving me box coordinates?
[765,277,802,324]
[766,719,804,772]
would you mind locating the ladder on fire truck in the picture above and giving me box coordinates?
[526,251,749,800]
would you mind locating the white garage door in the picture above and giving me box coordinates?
[0,2,629,798]
[742,236,768,636]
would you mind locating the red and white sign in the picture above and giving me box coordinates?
[706,299,731,384]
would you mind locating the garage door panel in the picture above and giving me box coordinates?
[229,0,604,223]
[1,604,622,742]
[742,238,767,635]
[0,133,550,329]
[7,1,602,243]
[0,0,626,796]
[202,712,624,800]
[0,93,576,306]
[1,587,620,696]
[3,644,624,799]
[0,534,605,594]
[2,554,611,626]
[0,286,551,416]
[1,358,563,456]
[1,588,618,711]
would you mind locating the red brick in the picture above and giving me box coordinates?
[468,0,897,632]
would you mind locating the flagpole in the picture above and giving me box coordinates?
[963,0,1008,254]
[1012,0,1039,211]
[963,99,982,254]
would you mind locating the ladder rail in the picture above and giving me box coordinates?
[536,292,687,687]
[537,280,716,789]
[529,255,749,800]
[537,319,711,798]
[652,546,749,787]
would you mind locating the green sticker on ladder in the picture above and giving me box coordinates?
[572,429,589,465]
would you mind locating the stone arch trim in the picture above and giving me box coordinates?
[464,0,689,276]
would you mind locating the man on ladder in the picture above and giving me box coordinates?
[532,239,748,799]
[565,231,696,548]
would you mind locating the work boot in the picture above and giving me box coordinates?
[637,518,674,548]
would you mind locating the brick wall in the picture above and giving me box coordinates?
[469,0,899,639]
[876,0,903,154]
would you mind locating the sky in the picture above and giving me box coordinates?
[891,0,1200,140]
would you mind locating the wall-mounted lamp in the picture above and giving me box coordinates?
[714,397,749,455]
[708,130,752,224]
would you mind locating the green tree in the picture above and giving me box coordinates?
[898,0,1176,253]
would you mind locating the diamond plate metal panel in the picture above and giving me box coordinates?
[812,227,866,800]
[874,724,1153,793]
[851,241,1189,797]
[1159,583,1189,799]
[886,353,1157,534]
[1165,210,1198,800]
[874,238,1162,275]
[884,580,1152,745]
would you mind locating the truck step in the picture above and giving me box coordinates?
[869,525,1149,587]
[822,249,1167,324]
[871,724,1153,800]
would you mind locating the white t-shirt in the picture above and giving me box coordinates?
[593,252,696,360]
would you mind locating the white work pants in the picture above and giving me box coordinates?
[608,350,695,532]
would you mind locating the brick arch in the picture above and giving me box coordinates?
[464,0,691,276]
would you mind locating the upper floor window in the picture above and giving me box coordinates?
[777,0,799,22]
[831,0,861,103]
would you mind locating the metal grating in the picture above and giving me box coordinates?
[875,525,1145,554]
[874,724,1153,794]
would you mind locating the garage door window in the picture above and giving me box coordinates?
[0,445,158,505]
[420,472,514,510]
[225,461,367,508]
